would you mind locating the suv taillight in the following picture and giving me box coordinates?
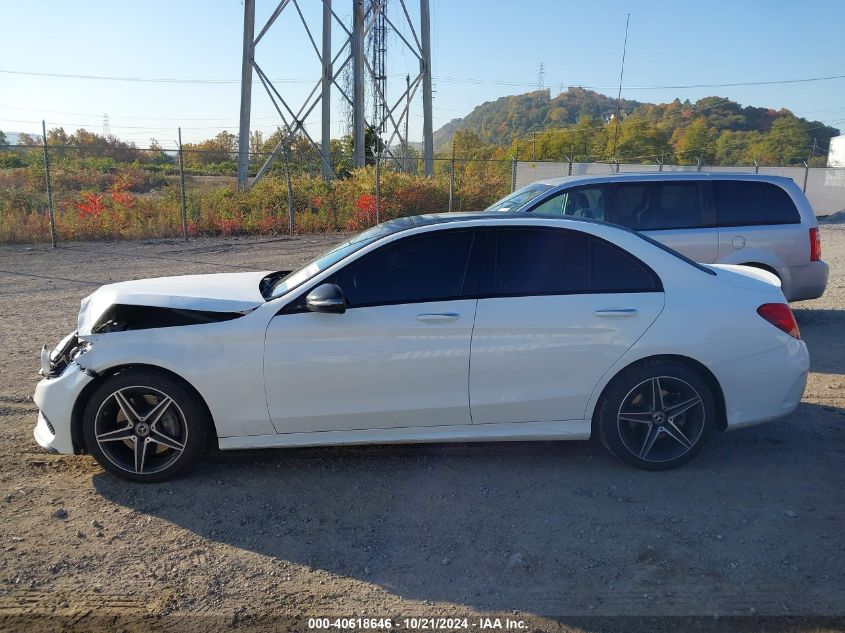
[757,303,801,339]
[810,227,821,261]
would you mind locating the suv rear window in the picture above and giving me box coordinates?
[713,180,800,226]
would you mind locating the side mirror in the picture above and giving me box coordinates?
[305,283,347,314]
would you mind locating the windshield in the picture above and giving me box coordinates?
[266,219,414,299]
[484,183,552,212]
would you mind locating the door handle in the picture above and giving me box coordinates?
[594,308,638,317]
[417,312,460,322]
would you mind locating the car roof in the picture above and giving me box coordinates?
[532,171,797,187]
[372,212,716,278]
[377,211,602,232]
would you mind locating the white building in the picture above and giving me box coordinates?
[828,135,845,167]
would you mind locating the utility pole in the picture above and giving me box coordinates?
[804,137,817,193]
[610,13,630,165]
[284,145,294,233]
[420,0,434,176]
[178,127,188,242]
[404,74,411,172]
[375,149,381,224]
[41,120,56,248]
[321,0,332,181]
[352,0,366,168]
[448,141,455,212]
[237,0,255,190]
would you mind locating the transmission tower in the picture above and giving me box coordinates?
[236,0,434,189]
[537,62,544,91]
[369,0,387,135]
[102,113,111,137]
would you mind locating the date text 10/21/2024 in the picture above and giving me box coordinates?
[307,617,528,630]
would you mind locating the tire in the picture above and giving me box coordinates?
[595,358,716,471]
[82,369,209,482]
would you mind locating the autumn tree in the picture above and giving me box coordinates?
[759,115,808,165]
[611,116,672,163]
[672,118,716,165]
[183,131,238,168]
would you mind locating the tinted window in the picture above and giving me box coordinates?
[530,185,605,221]
[333,230,475,307]
[591,238,661,292]
[490,228,662,296]
[494,229,590,295]
[713,180,800,226]
[615,181,702,230]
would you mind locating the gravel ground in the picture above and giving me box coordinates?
[0,229,843,632]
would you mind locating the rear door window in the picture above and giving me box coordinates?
[614,181,703,230]
[486,228,661,296]
[590,238,662,292]
[712,180,800,226]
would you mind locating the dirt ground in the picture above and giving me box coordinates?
[0,228,843,633]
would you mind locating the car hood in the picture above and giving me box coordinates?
[78,271,271,336]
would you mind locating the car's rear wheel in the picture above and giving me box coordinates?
[595,359,716,470]
[82,369,208,482]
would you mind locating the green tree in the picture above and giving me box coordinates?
[611,116,672,163]
[17,132,38,146]
[672,118,715,165]
[0,130,7,149]
[715,130,763,165]
[571,116,606,161]
[147,138,173,165]
[183,131,238,168]
[760,115,808,165]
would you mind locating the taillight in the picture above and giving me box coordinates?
[757,303,801,339]
[810,227,821,261]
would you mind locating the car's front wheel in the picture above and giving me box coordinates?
[595,359,717,470]
[82,369,208,482]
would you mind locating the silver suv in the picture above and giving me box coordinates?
[487,172,828,301]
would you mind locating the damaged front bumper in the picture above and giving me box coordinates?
[34,333,96,455]
[40,331,91,378]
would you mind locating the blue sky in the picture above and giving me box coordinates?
[2,0,844,147]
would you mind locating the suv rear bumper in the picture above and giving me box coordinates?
[782,260,829,302]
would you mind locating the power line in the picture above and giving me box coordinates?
[0,116,320,132]
[0,103,293,122]
[433,74,845,90]
[3,67,845,90]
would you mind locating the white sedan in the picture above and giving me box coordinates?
[34,214,809,481]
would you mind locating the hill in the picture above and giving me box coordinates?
[433,88,840,165]
[434,88,643,150]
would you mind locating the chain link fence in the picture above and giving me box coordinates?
[0,140,512,245]
[514,160,845,217]
[3,140,844,245]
